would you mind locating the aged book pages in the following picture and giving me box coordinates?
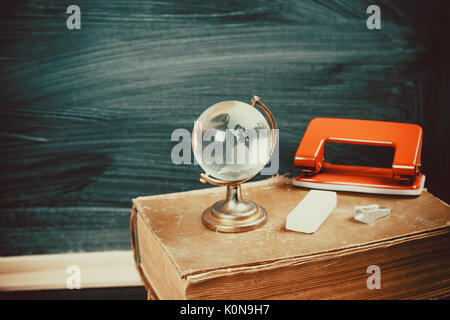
[131,176,450,299]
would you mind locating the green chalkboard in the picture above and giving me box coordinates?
[0,0,449,256]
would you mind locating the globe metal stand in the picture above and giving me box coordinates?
[201,184,268,233]
[197,96,277,233]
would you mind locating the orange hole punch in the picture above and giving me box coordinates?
[293,118,425,196]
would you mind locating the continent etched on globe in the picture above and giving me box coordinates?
[192,101,272,182]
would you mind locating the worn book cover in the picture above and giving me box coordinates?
[131,176,450,300]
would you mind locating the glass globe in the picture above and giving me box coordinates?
[192,101,272,182]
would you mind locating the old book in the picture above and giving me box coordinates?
[130,176,450,300]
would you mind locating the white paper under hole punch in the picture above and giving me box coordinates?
[285,190,337,234]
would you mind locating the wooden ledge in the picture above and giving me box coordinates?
[0,251,143,292]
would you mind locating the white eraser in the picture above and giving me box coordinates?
[285,190,337,234]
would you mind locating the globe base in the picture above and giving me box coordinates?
[201,185,267,233]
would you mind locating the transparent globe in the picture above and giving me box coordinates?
[192,101,272,182]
